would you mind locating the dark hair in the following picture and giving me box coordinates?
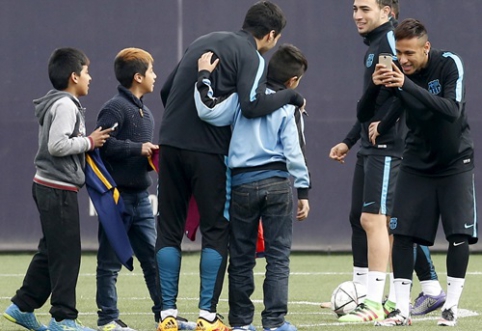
[267,44,307,84]
[395,18,428,41]
[377,0,392,9]
[114,48,154,88]
[390,0,400,19]
[242,1,287,39]
[48,47,89,90]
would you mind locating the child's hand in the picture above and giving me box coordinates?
[89,127,111,148]
[297,199,310,221]
[198,52,219,73]
[141,142,159,157]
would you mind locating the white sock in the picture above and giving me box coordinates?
[199,310,216,322]
[161,309,178,320]
[353,267,368,289]
[387,273,397,303]
[366,271,386,304]
[420,280,443,296]
[393,279,412,317]
[443,276,465,312]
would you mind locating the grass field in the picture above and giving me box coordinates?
[1,252,481,331]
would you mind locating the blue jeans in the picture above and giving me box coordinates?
[96,190,161,325]
[228,177,293,329]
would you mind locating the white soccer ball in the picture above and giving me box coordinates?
[330,281,367,316]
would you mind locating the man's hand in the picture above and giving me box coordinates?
[372,62,405,88]
[329,142,349,164]
[198,52,219,73]
[297,199,310,221]
[141,142,159,157]
[89,127,113,148]
[368,121,380,145]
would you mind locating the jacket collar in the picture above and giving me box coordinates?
[117,85,144,108]
[363,21,393,45]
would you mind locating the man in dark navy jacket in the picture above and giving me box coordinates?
[156,2,304,331]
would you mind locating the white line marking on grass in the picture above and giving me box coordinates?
[297,308,478,327]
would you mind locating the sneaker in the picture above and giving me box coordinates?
[155,316,196,330]
[382,299,397,317]
[411,291,446,315]
[158,316,179,331]
[263,322,296,331]
[98,320,136,331]
[437,308,457,327]
[195,317,230,331]
[176,316,197,331]
[232,325,256,331]
[3,303,48,331]
[374,309,412,326]
[49,318,96,331]
[338,299,385,322]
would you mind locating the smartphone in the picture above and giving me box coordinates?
[378,53,393,71]
[110,122,119,131]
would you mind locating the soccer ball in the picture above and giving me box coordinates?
[330,281,367,316]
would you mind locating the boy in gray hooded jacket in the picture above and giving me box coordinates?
[3,48,110,331]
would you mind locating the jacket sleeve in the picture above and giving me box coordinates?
[280,106,310,199]
[294,108,311,190]
[376,97,404,135]
[48,99,91,156]
[398,55,464,123]
[194,70,238,126]
[96,107,143,161]
[341,121,361,150]
[356,71,404,136]
[357,81,382,122]
[236,52,304,119]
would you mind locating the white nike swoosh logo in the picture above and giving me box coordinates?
[464,223,474,228]
[453,242,464,246]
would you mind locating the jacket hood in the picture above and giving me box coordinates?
[33,90,80,125]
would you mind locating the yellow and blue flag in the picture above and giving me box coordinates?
[85,149,134,271]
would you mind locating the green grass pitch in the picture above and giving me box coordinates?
[1,252,481,330]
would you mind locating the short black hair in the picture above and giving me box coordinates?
[267,44,307,84]
[48,47,89,90]
[377,0,392,9]
[395,18,428,41]
[242,1,287,39]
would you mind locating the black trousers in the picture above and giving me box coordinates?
[156,145,229,311]
[12,183,81,320]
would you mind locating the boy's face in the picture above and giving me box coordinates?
[139,62,157,94]
[75,65,91,97]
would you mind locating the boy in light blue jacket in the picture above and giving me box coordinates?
[195,44,310,331]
